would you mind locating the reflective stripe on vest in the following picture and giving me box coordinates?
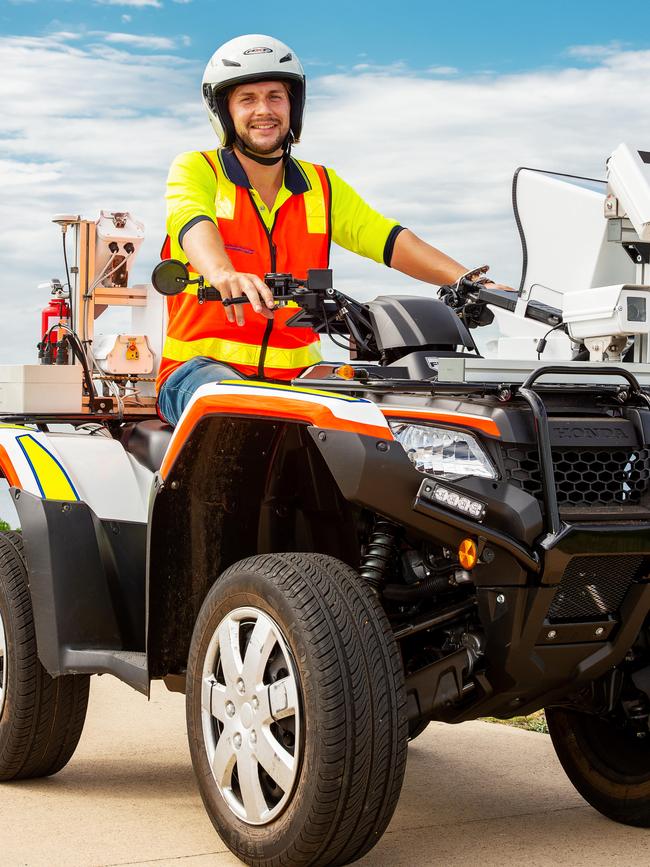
[157,151,331,391]
[162,334,323,370]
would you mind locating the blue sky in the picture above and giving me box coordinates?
[3,0,650,76]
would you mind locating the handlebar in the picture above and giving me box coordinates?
[438,277,496,329]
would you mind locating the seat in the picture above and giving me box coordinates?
[121,419,174,473]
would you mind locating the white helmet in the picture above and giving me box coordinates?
[201,34,306,148]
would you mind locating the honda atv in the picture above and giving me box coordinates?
[2,146,650,865]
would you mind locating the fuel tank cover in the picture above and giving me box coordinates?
[367,296,475,352]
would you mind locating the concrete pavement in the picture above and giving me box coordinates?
[1,676,649,867]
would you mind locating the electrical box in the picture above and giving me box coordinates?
[95,211,145,288]
[0,365,82,414]
[93,334,154,375]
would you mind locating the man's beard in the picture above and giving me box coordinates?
[237,125,287,155]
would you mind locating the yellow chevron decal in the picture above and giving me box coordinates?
[16,435,79,501]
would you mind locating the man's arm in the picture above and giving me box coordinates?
[326,168,509,289]
[327,169,470,280]
[181,221,275,325]
[389,229,468,285]
[166,151,274,325]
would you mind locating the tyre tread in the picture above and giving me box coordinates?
[0,533,90,781]
[186,552,407,867]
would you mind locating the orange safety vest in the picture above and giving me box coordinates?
[157,150,331,391]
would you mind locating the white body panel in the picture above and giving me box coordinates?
[166,379,391,458]
[48,433,150,521]
[0,426,151,523]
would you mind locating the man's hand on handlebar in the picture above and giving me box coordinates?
[209,268,276,325]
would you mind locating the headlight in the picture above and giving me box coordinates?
[389,422,497,479]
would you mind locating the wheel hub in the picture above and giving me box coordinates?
[240,702,254,729]
[200,606,301,826]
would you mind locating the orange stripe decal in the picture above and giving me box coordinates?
[0,445,22,488]
[381,408,501,438]
[160,394,391,479]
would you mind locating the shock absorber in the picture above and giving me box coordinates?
[359,518,399,592]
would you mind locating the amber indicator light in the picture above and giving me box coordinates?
[335,364,356,380]
[458,538,478,570]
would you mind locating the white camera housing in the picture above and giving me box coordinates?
[563,284,650,360]
[563,284,650,340]
[606,144,650,241]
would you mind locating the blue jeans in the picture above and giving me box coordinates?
[157,356,244,426]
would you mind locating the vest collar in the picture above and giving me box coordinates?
[219,147,310,195]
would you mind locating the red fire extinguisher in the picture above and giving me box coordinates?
[39,282,71,364]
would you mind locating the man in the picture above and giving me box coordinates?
[157,33,501,425]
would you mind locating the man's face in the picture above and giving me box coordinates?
[228,81,291,156]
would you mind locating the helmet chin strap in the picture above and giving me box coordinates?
[234,133,293,166]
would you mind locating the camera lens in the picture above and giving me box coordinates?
[627,296,647,323]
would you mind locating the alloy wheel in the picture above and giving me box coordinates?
[200,606,301,825]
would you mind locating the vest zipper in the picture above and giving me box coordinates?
[248,190,278,378]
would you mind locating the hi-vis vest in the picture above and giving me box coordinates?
[157,152,331,390]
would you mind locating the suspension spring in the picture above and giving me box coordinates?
[359,518,399,591]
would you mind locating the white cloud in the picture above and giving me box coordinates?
[567,42,624,60]
[122,14,132,22]
[95,0,162,7]
[2,33,650,414]
[428,65,458,75]
[0,159,64,186]
[104,32,176,50]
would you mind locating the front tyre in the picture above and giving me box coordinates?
[186,553,408,867]
[0,533,90,780]
[546,705,650,826]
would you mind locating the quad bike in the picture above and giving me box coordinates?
[2,144,650,865]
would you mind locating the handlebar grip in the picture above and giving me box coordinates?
[203,286,221,302]
[221,296,251,307]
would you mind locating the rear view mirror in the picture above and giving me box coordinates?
[151,259,189,296]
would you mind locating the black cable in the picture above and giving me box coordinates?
[334,293,376,355]
[536,321,567,360]
[321,300,354,352]
[43,322,95,399]
[62,230,74,334]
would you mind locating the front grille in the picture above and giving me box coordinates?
[549,555,645,621]
[503,446,650,509]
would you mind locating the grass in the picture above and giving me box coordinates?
[483,710,548,734]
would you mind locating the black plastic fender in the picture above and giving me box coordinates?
[12,489,147,690]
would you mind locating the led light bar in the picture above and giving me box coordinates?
[419,479,487,522]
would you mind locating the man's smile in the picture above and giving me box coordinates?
[249,120,279,131]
